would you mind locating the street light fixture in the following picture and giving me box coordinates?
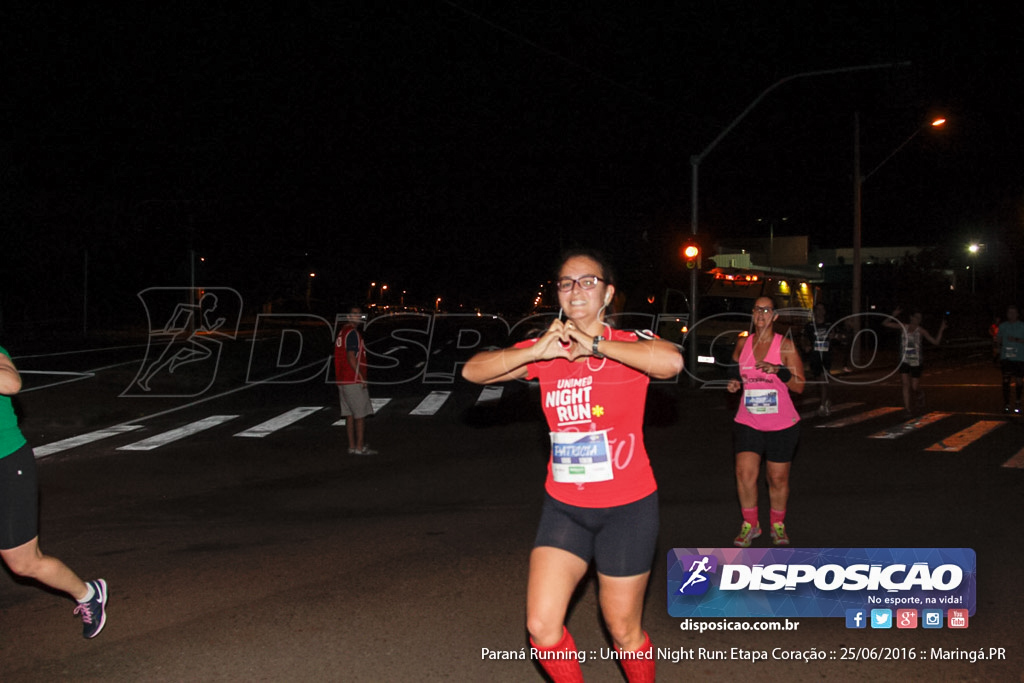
[968,242,983,294]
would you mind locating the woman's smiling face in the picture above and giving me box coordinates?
[556,255,612,323]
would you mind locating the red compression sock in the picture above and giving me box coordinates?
[770,508,786,526]
[531,626,584,683]
[742,507,759,527]
[616,631,655,682]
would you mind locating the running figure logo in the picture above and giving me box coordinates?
[677,555,717,596]
[124,288,242,398]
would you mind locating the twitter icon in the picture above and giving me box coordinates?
[870,609,892,629]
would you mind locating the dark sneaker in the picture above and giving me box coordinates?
[74,579,107,639]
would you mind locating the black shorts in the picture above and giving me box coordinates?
[808,352,832,378]
[1001,360,1024,378]
[733,422,800,463]
[899,363,923,378]
[0,443,39,550]
[533,491,659,577]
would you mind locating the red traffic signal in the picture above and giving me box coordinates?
[681,242,701,270]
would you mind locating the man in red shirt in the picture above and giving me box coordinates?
[334,306,376,455]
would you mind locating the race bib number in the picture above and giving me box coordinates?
[813,336,830,353]
[904,345,920,366]
[744,389,779,415]
[550,430,613,484]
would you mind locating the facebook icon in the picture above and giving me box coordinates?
[845,609,867,629]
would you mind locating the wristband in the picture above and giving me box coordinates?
[776,365,792,383]
[592,335,605,358]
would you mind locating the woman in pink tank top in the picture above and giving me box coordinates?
[726,297,805,548]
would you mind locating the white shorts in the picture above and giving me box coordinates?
[338,384,373,418]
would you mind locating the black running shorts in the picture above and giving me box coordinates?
[0,443,39,550]
[533,491,658,577]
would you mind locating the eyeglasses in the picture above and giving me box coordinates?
[752,306,775,314]
[555,275,605,292]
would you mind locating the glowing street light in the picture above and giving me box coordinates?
[968,243,983,293]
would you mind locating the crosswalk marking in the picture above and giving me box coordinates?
[1003,448,1024,468]
[476,386,503,403]
[118,415,238,451]
[816,406,903,428]
[869,412,952,439]
[26,388,1022,463]
[925,421,1005,452]
[235,407,323,437]
[332,398,393,426]
[410,391,451,415]
[798,401,863,420]
[34,425,144,458]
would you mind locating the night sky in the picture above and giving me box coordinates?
[4,2,1023,324]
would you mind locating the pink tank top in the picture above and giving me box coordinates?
[734,333,800,431]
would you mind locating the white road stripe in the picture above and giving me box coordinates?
[925,420,1005,452]
[235,407,323,437]
[1002,448,1024,468]
[869,412,953,439]
[118,415,238,451]
[799,401,863,420]
[332,398,392,425]
[816,406,903,428]
[410,391,451,415]
[34,425,145,458]
[476,386,503,403]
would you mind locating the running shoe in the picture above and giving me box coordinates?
[733,522,761,548]
[74,579,108,639]
[354,445,378,455]
[770,522,790,546]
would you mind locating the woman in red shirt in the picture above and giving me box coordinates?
[463,249,683,682]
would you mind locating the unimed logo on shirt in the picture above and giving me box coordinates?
[667,548,976,619]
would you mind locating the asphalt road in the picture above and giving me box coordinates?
[1,334,1022,682]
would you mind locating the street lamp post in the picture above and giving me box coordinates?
[688,62,907,380]
[968,243,982,294]
[852,115,946,353]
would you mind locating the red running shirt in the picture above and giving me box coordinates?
[518,327,657,508]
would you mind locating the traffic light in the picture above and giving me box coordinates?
[682,242,701,270]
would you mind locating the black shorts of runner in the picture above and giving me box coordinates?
[808,352,832,378]
[0,443,39,550]
[1001,359,1024,378]
[533,491,658,577]
[733,422,800,463]
[899,363,923,378]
